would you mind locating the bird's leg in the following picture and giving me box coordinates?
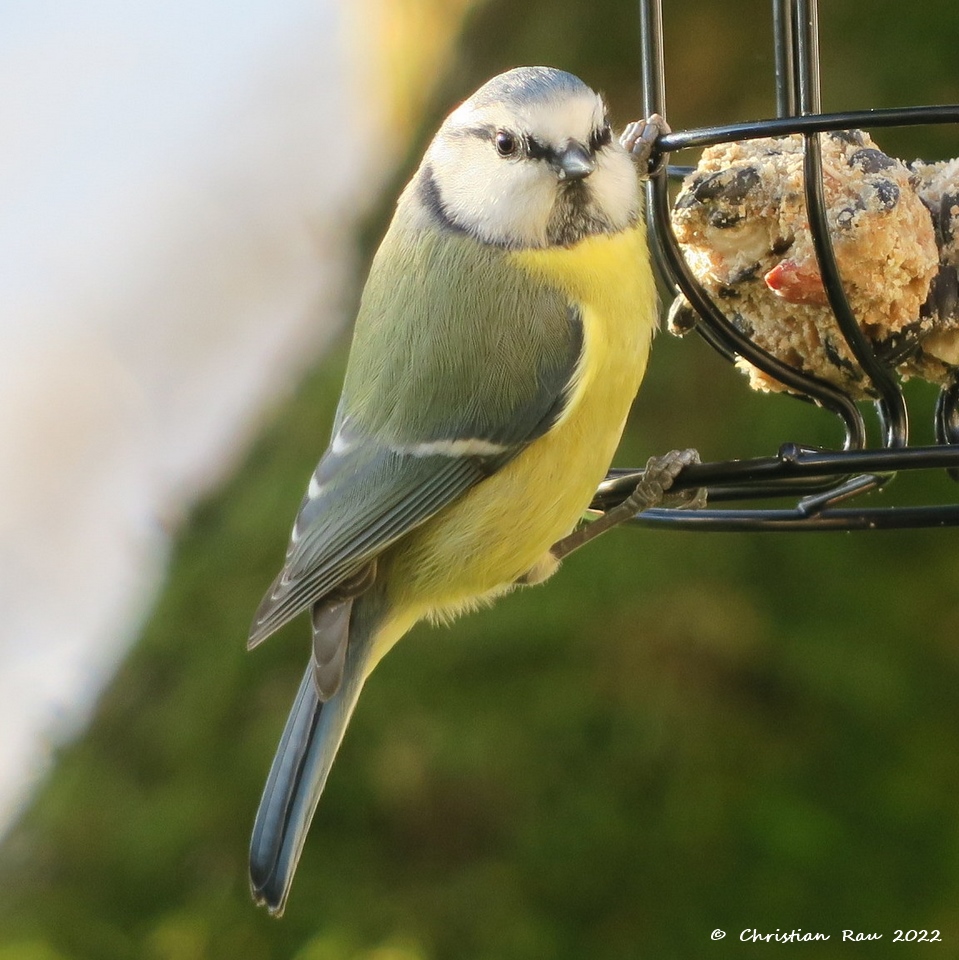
[620,114,672,177]
[549,448,704,563]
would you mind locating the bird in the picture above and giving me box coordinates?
[247,65,693,915]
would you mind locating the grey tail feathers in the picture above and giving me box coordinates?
[249,597,379,916]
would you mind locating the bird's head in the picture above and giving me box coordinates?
[417,66,642,249]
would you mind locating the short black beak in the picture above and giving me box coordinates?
[551,141,595,181]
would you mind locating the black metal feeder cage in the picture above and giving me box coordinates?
[598,0,959,531]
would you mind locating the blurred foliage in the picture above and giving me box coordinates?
[3,0,959,958]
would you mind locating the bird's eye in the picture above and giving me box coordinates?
[590,123,613,153]
[495,131,518,157]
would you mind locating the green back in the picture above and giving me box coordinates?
[341,217,581,447]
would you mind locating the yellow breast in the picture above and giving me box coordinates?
[386,224,656,623]
[510,225,655,425]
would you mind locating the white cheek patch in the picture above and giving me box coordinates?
[433,137,555,247]
[479,169,555,246]
[590,147,643,230]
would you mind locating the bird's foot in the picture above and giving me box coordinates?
[549,448,704,562]
[620,114,671,177]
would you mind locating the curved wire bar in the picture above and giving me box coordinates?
[656,106,959,154]
[626,0,959,531]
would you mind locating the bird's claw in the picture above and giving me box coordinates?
[620,113,671,177]
[628,448,704,512]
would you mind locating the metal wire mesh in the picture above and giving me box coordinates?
[608,0,959,531]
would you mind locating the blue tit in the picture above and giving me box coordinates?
[248,65,663,915]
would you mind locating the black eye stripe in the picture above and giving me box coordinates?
[589,123,612,151]
[525,136,551,161]
[467,126,610,160]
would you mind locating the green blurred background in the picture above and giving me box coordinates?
[2,0,959,957]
